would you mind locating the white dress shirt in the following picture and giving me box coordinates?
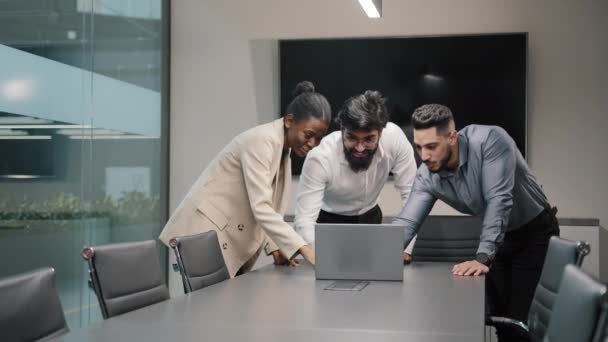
[294,122,418,251]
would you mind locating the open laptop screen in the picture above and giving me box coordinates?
[315,224,404,281]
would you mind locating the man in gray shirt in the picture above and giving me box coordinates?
[393,104,559,342]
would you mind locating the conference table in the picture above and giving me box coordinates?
[53,262,486,342]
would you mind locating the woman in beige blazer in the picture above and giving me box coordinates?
[159,81,331,277]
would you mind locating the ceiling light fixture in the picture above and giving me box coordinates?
[358,0,381,18]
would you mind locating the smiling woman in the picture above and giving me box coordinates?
[284,114,328,158]
[283,81,331,158]
[159,81,332,278]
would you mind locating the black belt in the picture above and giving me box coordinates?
[317,204,382,224]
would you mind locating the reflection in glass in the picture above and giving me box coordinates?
[0,0,167,328]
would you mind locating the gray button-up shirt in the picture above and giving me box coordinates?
[393,125,548,257]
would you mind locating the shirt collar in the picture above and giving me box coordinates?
[438,132,468,178]
[275,117,294,157]
[457,133,469,168]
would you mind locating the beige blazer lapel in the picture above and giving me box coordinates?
[270,119,291,215]
[274,153,291,215]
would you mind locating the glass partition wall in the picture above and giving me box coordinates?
[0,0,169,327]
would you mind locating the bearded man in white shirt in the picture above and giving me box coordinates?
[294,90,417,262]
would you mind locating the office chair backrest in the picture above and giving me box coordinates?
[528,236,590,342]
[82,240,170,319]
[605,313,608,342]
[411,216,482,262]
[605,315,608,342]
[593,294,608,342]
[542,265,606,342]
[170,231,229,293]
[0,267,69,342]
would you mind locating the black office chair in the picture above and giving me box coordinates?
[594,294,608,342]
[82,240,170,319]
[604,307,608,342]
[170,231,230,293]
[0,267,69,342]
[411,215,482,262]
[487,236,590,342]
[542,264,607,342]
[603,310,608,342]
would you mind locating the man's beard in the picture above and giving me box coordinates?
[427,147,452,173]
[343,144,377,172]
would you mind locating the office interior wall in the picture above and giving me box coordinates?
[171,0,607,225]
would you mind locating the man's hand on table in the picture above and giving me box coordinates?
[299,244,315,266]
[403,252,412,265]
[452,260,489,276]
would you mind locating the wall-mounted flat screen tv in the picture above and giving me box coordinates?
[280,33,527,174]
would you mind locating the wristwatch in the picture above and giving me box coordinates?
[475,253,492,266]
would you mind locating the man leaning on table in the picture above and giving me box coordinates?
[392,104,559,342]
[294,90,418,262]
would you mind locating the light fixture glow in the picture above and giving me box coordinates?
[358,0,381,18]
[423,74,444,82]
[0,175,46,179]
[2,79,36,101]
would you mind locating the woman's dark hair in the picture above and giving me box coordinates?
[285,81,331,123]
[411,104,454,134]
[336,90,389,131]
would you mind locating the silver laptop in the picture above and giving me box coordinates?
[315,224,404,281]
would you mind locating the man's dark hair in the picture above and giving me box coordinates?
[411,104,454,134]
[337,90,389,131]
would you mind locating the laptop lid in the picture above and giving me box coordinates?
[315,224,404,281]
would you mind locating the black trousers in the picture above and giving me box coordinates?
[487,207,560,342]
[317,204,383,224]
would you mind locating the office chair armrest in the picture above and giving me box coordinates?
[485,316,529,335]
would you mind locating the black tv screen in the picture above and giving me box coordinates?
[280,33,527,174]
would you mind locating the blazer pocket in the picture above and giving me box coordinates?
[196,199,230,230]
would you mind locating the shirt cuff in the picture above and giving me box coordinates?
[264,239,279,255]
[477,241,497,258]
[404,235,417,254]
[297,226,315,245]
